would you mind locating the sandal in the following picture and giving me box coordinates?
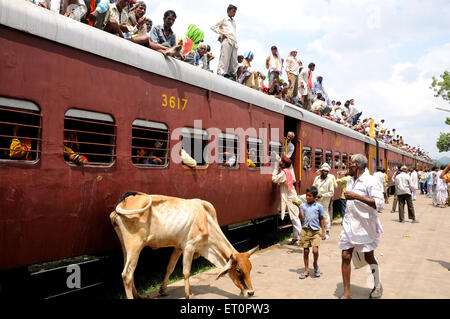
[298,272,309,279]
[314,268,322,277]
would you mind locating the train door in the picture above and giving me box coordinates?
[284,116,300,191]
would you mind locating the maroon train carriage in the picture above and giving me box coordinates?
[0,2,432,271]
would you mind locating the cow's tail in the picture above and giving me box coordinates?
[201,200,219,224]
[115,192,152,215]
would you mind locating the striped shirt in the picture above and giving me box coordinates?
[150,25,176,47]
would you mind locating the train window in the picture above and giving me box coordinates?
[302,147,313,170]
[131,120,169,167]
[64,109,116,166]
[219,133,239,168]
[342,153,348,169]
[0,97,41,163]
[314,148,323,169]
[334,152,341,170]
[181,127,209,166]
[247,137,262,168]
[269,141,282,166]
[325,150,333,168]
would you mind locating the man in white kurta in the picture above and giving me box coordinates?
[272,156,302,245]
[339,154,384,299]
[312,163,335,239]
[410,169,419,201]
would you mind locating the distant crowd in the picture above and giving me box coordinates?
[25,1,431,162]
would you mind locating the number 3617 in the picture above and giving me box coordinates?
[162,95,188,111]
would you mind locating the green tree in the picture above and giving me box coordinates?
[436,117,450,152]
[430,70,450,103]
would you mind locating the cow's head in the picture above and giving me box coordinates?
[216,246,258,297]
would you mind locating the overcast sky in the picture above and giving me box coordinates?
[143,0,450,160]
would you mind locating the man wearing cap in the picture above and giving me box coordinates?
[339,154,384,299]
[272,156,302,245]
[285,49,302,100]
[312,163,335,239]
[211,4,238,79]
[394,166,418,223]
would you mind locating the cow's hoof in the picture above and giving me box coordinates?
[185,294,195,299]
[158,288,168,297]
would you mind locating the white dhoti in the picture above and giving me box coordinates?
[217,38,238,76]
[318,198,331,231]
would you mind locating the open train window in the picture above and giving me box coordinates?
[64,109,116,166]
[302,146,312,170]
[219,133,239,168]
[342,153,348,169]
[0,97,41,163]
[325,150,333,168]
[181,127,209,167]
[269,141,282,166]
[314,148,323,169]
[132,120,169,167]
[334,152,341,170]
[247,137,262,168]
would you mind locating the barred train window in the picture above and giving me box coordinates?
[269,141,281,166]
[342,153,348,169]
[315,148,323,169]
[334,152,341,170]
[0,97,41,162]
[325,150,333,168]
[132,120,169,167]
[64,109,116,165]
[181,127,209,166]
[247,137,263,168]
[302,146,312,170]
[219,133,239,168]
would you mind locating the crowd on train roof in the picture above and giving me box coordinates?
[24,0,431,162]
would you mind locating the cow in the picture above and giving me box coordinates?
[110,191,258,299]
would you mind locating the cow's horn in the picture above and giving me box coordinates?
[115,195,152,215]
[247,245,259,257]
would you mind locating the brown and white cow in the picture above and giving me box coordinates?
[110,192,258,299]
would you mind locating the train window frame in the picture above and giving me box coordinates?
[131,119,170,169]
[314,148,323,169]
[63,109,117,167]
[0,97,42,164]
[218,133,240,169]
[325,150,333,169]
[246,137,263,169]
[269,141,282,167]
[302,146,312,171]
[342,153,348,169]
[334,152,341,170]
[181,127,210,168]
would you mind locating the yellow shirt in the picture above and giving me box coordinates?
[336,176,352,199]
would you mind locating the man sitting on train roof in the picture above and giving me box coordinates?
[9,125,32,161]
[102,0,132,38]
[125,1,148,41]
[149,10,183,58]
[185,43,209,70]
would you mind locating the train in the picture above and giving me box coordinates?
[0,1,432,271]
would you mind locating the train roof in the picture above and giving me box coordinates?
[1,0,431,164]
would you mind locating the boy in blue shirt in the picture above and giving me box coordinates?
[298,186,326,279]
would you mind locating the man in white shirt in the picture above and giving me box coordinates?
[312,163,335,239]
[211,5,238,79]
[395,166,418,223]
[285,49,302,100]
[272,157,302,245]
[298,63,315,110]
[339,154,384,299]
[410,168,419,200]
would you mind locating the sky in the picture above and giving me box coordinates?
[142,0,450,160]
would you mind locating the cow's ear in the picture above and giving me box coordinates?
[216,257,233,280]
[247,245,259,257]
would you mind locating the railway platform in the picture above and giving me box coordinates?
[144,194,449,299]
